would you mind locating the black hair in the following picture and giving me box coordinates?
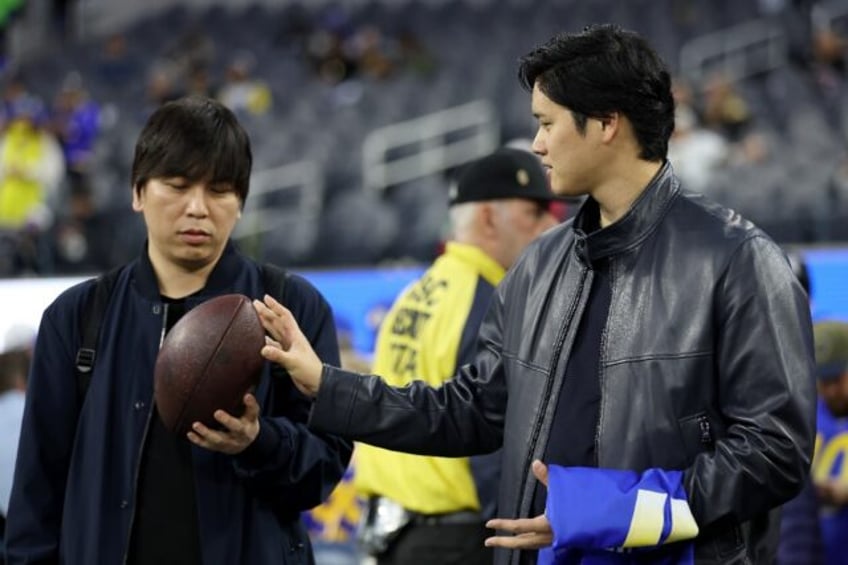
[518,24,675,161]
[131,96,252,204]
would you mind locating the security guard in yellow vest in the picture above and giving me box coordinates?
[356,148,560,564]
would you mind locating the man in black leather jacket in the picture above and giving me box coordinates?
[255,25,816,565]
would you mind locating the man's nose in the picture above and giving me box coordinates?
[531,132,546,155]
[185,185,209,216]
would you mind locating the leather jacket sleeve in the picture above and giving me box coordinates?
[683,235,817,527]
[309,277,510,457]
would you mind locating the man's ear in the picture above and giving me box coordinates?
[478,201,498,235]
[599,112,621,142]
[131,184,144,212]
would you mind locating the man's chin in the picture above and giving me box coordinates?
[174,250,217,271]
[552,184,587,199]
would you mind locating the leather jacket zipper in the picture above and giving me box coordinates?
[698,415,713,446]
[592,266,612,467]
[122,302,168,564]
[518,266,589,519]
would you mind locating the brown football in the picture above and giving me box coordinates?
[154,293,266,436]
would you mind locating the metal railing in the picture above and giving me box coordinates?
[234,160,324,259]
[814,0,848,32]
[362,99,499,193]
[679,18,787,83]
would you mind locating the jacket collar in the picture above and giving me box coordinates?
[573,161,679,264]
[133,240,244,302]
[444,242,506,287]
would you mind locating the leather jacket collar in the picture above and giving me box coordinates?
[574,161,679,263]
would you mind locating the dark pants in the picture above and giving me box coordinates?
[377,522,493,565]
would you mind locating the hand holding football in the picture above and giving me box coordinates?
[154,294,266,436]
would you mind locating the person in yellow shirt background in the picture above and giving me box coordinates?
[0,108,65,230]
[355,147,559,565]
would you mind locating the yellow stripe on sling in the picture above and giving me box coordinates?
[664,498,699,544]
[622,489,667,547]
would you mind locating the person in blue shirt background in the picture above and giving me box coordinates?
[811,321,848,565]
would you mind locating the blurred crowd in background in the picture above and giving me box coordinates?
[0,0,845,279]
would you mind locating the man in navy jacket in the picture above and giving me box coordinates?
[5,96,352,565]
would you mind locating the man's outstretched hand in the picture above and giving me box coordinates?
[485,460,553,550]
[253,295,324,397]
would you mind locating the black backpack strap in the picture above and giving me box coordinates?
[261,262,289,303]
[75,266,122,405]
[261,263,289,380]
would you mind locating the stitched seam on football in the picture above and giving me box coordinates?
[175,300,243,433]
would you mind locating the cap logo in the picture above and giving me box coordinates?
[516,169,530,186]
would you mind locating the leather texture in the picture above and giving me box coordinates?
[311,163,817,565]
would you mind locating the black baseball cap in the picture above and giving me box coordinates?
[449,148,556,206]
